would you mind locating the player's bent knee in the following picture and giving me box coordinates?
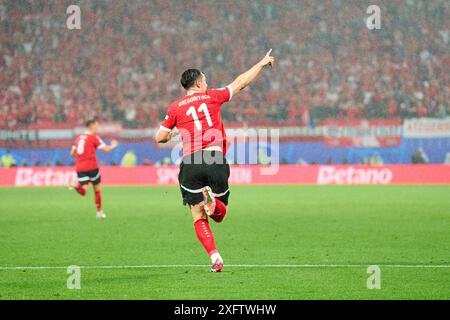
[190,203,206,221]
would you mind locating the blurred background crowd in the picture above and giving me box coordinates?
[1,0,449,130]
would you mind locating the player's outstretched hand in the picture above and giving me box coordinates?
[111,139,119,148]
[259,49,275,68]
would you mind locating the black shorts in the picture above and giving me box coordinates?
[178,150,230,206]
[77,168,101,186]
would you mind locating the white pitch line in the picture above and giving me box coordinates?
[0,264,450,270]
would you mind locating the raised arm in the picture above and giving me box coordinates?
[99,139,119,153]
[228,49,275,97]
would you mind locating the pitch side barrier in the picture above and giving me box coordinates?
[0,165,449,187]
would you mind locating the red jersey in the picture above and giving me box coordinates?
[73,133,105,172]
[160,86,232,157]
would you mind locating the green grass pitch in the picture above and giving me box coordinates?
[0,185,449,300]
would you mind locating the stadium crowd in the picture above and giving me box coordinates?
[0,0,449,130]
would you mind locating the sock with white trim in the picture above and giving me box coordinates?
[194,218,218,259]
[210,252,223,264]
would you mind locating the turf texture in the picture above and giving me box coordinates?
[0,185,449,299]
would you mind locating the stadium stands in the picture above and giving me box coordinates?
[1,0,449,131]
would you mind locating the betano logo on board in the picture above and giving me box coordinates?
[317,166,393,185]
[15,168,76,186]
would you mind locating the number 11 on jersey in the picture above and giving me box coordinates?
[186,103,213,130]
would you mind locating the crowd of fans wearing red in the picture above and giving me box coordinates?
[1,0,449,130]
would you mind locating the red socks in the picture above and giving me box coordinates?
[194,218,218,256]
[74,184,102,213]
[210,198,227,223]
[94,190,102,212]
[193,200,227,261]
[75,184,86,196]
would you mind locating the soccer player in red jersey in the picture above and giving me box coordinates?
[70,118,118,220]
[155,50,275,272]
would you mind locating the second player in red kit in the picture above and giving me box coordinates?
[156,49,275,272]
[70,119,118,220]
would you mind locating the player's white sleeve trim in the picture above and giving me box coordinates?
[159,125,172,132]
[226,85,233,101]
[96,136,106,149]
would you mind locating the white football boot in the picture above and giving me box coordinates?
[96,211,107,220]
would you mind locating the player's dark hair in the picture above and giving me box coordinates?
[85,118,98,127]
[180,69,202,90]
